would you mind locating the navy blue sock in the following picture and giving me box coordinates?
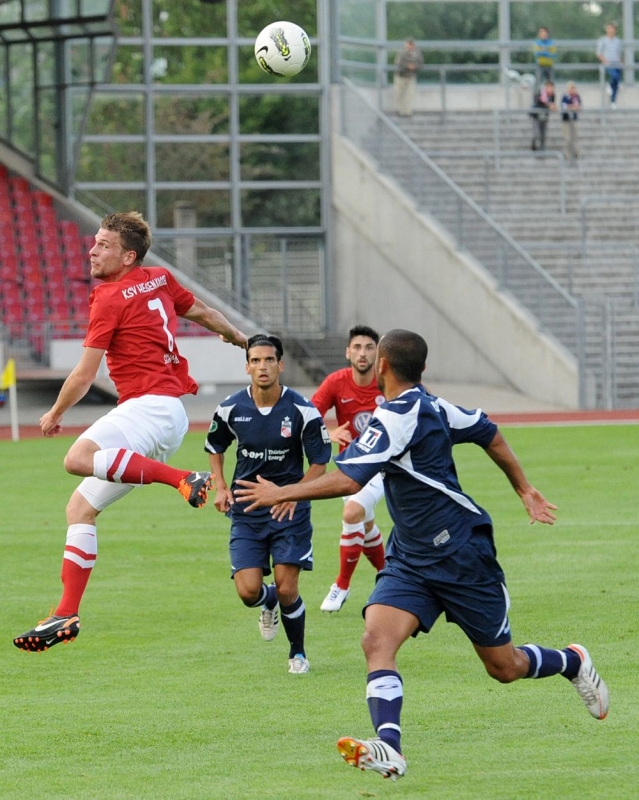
[518,644,581,679]
[264,583,278,610]
[366,670,403,753]
[280,595,305,658]
[246,582,277,609]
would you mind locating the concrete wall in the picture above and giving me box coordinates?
[331,134,578,408]
[50,336,246,382]
[372,82,637,114]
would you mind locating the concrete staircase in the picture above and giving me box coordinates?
[390,109,639,408]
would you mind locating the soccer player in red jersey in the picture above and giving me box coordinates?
[13,211,247,652]
[311,326,386,612]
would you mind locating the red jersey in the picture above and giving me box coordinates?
[311,367,385,450]
[83,266,197,404]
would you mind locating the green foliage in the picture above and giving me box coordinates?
[510,1,622,39]
[0,424,638,798]
[237,0,318,37]
[387,1,499,42]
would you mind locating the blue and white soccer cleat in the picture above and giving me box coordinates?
[288,654,310,674]
[320,582,350,612]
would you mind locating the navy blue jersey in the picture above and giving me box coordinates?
[205,385,332,518]
[335,385,498,567]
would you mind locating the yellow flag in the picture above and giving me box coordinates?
[1,358,16,390]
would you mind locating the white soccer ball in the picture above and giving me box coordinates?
[254,21,311,78]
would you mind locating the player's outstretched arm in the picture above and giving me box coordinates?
[484,429,557,525]
[235,468,361,513]
[183,297,248,348]
[40,347,105,437]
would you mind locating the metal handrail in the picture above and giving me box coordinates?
[520,241,639,306]
[341,78,576,306]
[423,149,567,216]
[341,58,618,117]
[580,193,639,249]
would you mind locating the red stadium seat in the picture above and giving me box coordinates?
[0,264,18,282]
[64,258,89,281]
[1,282,22,306]
[9,175,30,194]
[58,219,80,241]
[31,190,54,209]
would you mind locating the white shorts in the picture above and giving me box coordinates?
[76,395,189,512]
[343,472,385,523]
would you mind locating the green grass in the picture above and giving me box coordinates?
[0,425,637,799]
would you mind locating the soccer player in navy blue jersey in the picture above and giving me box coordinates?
[205,334,332,674]
[236,329,609,780]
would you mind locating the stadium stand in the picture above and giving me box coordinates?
[388,109,639,408]
[0,164,207,367]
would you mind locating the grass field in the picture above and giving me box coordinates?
[0,425,637,799]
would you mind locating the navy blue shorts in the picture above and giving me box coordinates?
[228,507,314,576]
[365,526,512,647]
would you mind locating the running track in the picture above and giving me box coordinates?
[2,408,639,441]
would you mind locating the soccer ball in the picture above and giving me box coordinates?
[254,21,311,78]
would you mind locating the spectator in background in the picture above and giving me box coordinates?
[530,79,557,152]
[533,27,557,87]
[394,38,424,117]
[596,22,623,109]
[561,82,582,164]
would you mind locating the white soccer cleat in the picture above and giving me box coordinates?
[567,644,609,720]
[337,736,406,781]
[258,602,280,641]
[320,583,350,612]
[288,654,310,674]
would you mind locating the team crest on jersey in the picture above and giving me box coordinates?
[208,421,218,433]
[353,411,373,434]
[280,416,292,438]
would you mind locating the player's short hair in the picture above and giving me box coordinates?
[379,329,427,384]
[101,211,151,265]
[246,334,284,361]
[348,325,379,345]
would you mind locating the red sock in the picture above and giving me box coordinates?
[363,524,385,571]
[54,524,97,616]
[95,449,190,488]
[336,543,364,590]
[363,542,385,571]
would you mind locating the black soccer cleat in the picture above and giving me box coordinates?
[178,471,213,507]
[14,614,80,652]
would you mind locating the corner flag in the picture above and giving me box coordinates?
[1,357,16,390]
[0,358,19,441]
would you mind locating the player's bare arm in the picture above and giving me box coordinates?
[208,452,233,513]
[485,430,557,525]
[236,468,361,513]
[270,461,328,522]
[40,347,105,437]
[330,422,353,447]
[183,297,248,348]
